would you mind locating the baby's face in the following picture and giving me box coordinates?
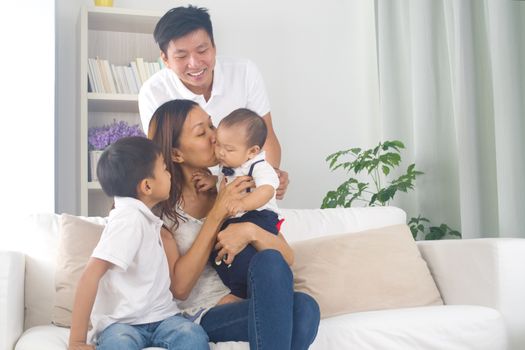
[215,124,253,168]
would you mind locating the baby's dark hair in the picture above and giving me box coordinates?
[219,108,267,148]
[97,136,162,198]
[154,5,215,55]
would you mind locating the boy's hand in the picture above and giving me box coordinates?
[192,170,217,193]
[68,342,95,350]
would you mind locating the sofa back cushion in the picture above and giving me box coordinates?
[19,213,106,330]
[52,214,104,327]
[280,206,406,243]
[291,224,443,318]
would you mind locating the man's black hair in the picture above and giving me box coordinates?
[154,5,215,54]
[97,136,162,198]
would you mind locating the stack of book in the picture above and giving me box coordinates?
[87,57,165,94]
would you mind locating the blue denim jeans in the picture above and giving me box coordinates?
[96,314,209,350]
[211,209,279,298]
[201,249,320,350]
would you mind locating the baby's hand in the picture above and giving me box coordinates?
[226,199,245,216]
[192,170,217,193]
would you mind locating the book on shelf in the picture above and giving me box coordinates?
[88,58,101,93]
[129,62,142,93]
[97,58,111,93]
[124,66,139,94]
[102,60,117,94]
[87,57,163,95]
[117,66,130,94]
[135,57,148,85]
[110,64,123,94]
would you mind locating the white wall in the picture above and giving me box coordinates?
[56,0,379,213]
[0,2,55,235]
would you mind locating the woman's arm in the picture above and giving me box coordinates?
[161,209,223,300]
[162,176,255,300]
[215,222,294,266]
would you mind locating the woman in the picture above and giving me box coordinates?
[148,99,320,349]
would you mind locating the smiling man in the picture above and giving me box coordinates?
[139,5,289,199]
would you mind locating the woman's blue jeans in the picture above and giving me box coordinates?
[200,249,321,350]
[96,314,209,350]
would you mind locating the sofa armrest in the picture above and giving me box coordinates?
[417,238,525,350]
[0,251,25,350]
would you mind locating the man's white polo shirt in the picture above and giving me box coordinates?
[138,56,271,131]
[89,197,179,342]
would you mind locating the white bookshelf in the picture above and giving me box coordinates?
[79,6,162,216]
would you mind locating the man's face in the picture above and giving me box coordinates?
[161,28,216,96]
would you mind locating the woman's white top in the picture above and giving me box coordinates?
[163,209,230,323]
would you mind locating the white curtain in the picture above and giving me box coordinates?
[376,0,525,238]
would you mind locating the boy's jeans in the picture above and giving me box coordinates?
[96,314,209,350]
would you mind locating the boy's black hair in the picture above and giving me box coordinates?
[219,108,267,148]
[154,5,215,54]
[97,136,162,198]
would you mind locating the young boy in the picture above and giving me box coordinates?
[193,108,282,300]
[68,136,209,350]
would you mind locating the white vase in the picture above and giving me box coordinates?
[89,150,104,182]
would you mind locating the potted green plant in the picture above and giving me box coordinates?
[322,140,461,240]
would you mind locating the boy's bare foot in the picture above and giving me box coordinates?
[216,293,243,305]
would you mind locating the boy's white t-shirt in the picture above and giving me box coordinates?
[89,197,180,342]
[218,151,280,217]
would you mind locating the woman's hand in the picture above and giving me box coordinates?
[211,176,254,219]
[214,222,254,265]
[215,222,294,266]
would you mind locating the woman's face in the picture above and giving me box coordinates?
[175,106,218,168]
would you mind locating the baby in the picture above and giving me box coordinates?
[193,108,282,300]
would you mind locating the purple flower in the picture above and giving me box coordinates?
[88,120,145,150]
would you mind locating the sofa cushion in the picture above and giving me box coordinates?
[310,305,506,350]
[15,325,247,350]
[291,224,443,318]
[280,206,406,243]
[15,306,506,350]
[52,214,104,327]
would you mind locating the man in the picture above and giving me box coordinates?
[138,5,289,198]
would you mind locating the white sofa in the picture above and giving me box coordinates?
[1,207,524,350]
